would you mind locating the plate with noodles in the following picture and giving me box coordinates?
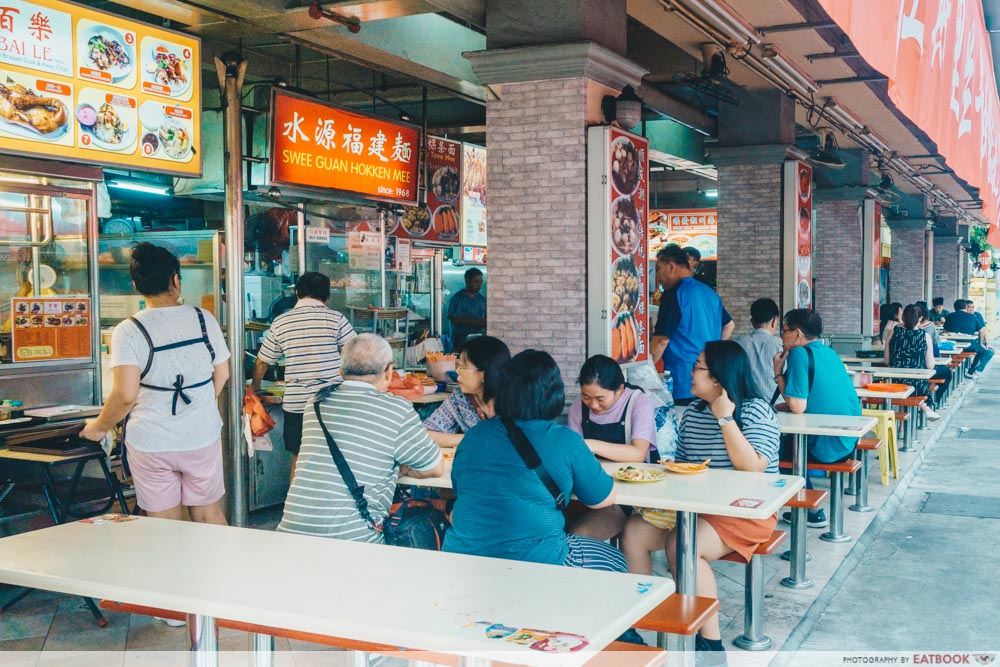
[613,466,667,483]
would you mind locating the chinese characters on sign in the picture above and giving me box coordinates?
[0,0,201,176]
[11,297,92,362]
[608,128,648,365]
[648,209,718,259]
[391,136,462,244]
[270,89,420,206]
[461,143,487,247]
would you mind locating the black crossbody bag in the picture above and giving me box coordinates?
[500,416,568,510]
[311,385,448,550]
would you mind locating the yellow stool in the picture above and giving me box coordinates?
[861,408,898,483]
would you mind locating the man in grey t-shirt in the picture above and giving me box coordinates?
[736,298,785,401]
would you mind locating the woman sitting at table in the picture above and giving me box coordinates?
[879,301,904,345]
[444,349,626,572]
[423,336,510,448]
[620,341,780,662]
[884,304,941,419]
[916,302,953,405]
[565,354,658,541]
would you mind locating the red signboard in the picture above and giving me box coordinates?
[608,128,648,365]
[269,89,420,206]
[818,0,1000,244]
[795,162,813,309]
[390,136,461,243]
[649,209,717,259]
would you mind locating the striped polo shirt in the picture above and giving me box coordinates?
[277,381,442,541]
[257,299,356,413]
[676,398,780,473]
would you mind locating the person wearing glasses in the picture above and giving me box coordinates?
[277,334,443,541]
[621,341,780,664]
[423,336,510,448]
[772,309,860,529]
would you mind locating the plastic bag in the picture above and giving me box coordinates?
[626,361,679,462]
[243,389,276,436]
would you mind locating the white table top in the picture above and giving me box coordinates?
[0,518,673,666]
[940,332,977,340]
[856,386,914,400]
[400,461,803,520]
[840,357,887,365]
[870,368,935,380]
[776,412,878,438]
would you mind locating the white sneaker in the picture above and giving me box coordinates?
[926,410,941,421]
[154,616,186,627]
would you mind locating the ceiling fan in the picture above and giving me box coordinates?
[873,159,901,204]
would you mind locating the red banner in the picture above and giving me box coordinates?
[389,136,461,243]
[818,0,1000,244]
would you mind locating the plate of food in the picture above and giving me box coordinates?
[433,204,460,240]
[613,466,667,483]
[611,136,642,195]
[399,206,432,237]
[611,255,640,316]
[158,117,192,159]
[0,76,70,140]
[688,234,718,259]
[77,101,136,151]
[79,25,134,82]
[432,166,460,203]
[144,44,192,97]
[612,196,641,256]
[660,461,710,475]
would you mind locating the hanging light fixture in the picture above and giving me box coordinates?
[601,86,644,131]
[808,128,846,170]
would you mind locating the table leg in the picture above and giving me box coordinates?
[664,511,697,656]
[782,435,812,589]
[188,614,218,667]
[251,632,273,667]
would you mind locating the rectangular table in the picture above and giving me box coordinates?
[0,517,673,667]
[402,461,803,654]
[870,368,935,380]
[775,413,878,588]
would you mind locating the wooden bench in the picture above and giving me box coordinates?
[100,600,671,666]
[779,458,860,543]
[719,530,786,650]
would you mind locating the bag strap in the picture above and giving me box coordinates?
[312,385,383,533]
[622,393,634,445]
[771,345,815,406]
[500,416,567,511]
[129,316,155,380]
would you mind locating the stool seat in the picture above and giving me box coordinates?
[722,530,787,563]
[784,489,828,510]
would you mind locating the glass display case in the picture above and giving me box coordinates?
[97,230,221,398]
[0,177,100,407]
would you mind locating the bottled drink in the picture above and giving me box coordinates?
[662,370,674,395]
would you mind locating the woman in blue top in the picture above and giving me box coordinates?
[423,336,510,448]
[444,349,626,572]
[621,341,780,662]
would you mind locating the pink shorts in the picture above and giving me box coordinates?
[126,441,225,512]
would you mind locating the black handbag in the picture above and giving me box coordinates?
[312,387,448,550]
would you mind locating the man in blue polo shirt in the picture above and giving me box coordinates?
[651,245,734,404]
[945,299,994,377]
[773,308,861,528]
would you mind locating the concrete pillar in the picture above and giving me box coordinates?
[467,9,646,387]
[888,221,932,305]
[812,192,866,333]
[933,235,963,304]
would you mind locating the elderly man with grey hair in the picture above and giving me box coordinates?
[277,333,443,541]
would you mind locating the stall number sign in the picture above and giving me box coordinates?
[305,226,330,244]
[11,297,92,362]
[270,89,420,206]
[0,0,202,177]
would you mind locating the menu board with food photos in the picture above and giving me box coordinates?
[461,143,487,247]
[586,126,649,367]
[0,0,201,176]
[782,160,813,310]
[649,209,717,259]
[390,136,461,244]
[11,296,91,362]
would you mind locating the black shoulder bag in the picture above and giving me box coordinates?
[500,416,568,510]
[312,386,448,550]
[771,345,814,406]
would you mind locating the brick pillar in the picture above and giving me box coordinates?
[933,236,962,304]
[467,42,646,388]
[889,225,930,304]
[813,195,865,333]
[712,146,799,333]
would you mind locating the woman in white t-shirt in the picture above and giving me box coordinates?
[82,243,231,525]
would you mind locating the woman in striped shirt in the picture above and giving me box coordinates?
[621,340,780,661]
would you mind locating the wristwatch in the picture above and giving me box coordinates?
[717,416,735,427]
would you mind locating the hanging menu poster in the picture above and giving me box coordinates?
[608,128,648,365]
[649,209,718,259]
[0,0,201,176]
[460,143,487,247]
[390,136,461,243]
[783,160,813,310]
[11,296,92,362]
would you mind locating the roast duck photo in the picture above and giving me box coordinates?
[0,77,69,135]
